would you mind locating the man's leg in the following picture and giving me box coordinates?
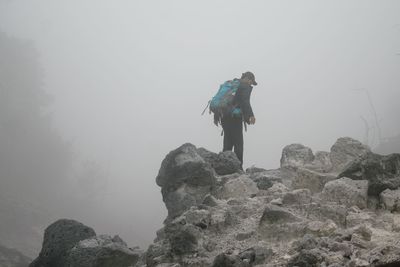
[221,117,234,151]
[232,118,244,166]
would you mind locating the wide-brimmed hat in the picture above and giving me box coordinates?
[241,71,257,86]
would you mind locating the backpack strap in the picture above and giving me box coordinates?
[201,100,211,115]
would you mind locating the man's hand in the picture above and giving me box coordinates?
[248,116,256,125]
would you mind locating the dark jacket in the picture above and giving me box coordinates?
[234,79,254,123]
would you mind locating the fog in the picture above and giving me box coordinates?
[0,0,399,253]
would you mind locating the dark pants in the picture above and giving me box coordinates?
[221,116,243,167]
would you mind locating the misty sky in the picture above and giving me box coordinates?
[1,0,399,249]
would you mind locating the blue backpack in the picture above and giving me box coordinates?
[202,79,242,118]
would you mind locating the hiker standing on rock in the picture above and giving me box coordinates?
[206,71,257,169]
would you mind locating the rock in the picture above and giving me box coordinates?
[306,220,337,237]
[346,211,376,228]
[211,253,249,267]
[156,144,216,218]
[291,167,336,193]
[311,151,333,173]
[245,166,267,174]
[197,148,242,175]
[0,244,31,267]
[380,188,400,212]
[235,231,255,241]
[30,219,96,267]
[239,246,273,265]
[321,177,369,209]
[368,245,400,266]
[288,248,326,267]
[165,223,201,256]
[248,170,283,190]
[259,204,305,241]
[218,175,258,199]
[202,194,219,207]
[65,235,141,267]
[329,137,371,172]
[282,189,312,205]
[280,144,315,168]
[298,203,347,226]
[339,152,400,196]
[183,208,210,229]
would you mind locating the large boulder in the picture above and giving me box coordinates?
[291,167,336,193]
[321,177,369,209]
[339,152,400,196]
[280,144,315,168]
[66,235,141,267]
[218,175,259,200]
[329,137,371,173]
[380,188,400,212]
[156,144,216,218]
[197,148,242,175]
[30,219,96,267]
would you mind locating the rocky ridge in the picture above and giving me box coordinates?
[30,137,400,267]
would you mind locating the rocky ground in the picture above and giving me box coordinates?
[29,137,400,267]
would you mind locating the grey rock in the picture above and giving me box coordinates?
[202,194,219,207]
[288,248,326,267]
[280,144,315,168]
[30,219,96,267]
[235,231,255,241]
[292,167,336,193]
[329,137,371,172]
[239,246,273,265]
[368,245,400,266]
[165,223,201,256]
[211,253,249,267]
[245,166,267,174]
[248,169,284,190]
[380,188,400,212]
[197,148,242,175]
[311,151,333,173]
[66,235,140,267]
[218,175,258,199]
[282,189,312,205]
[321,178,369,209]
[339,152,400,196]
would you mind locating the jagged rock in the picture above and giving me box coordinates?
[245,166,267,174]
[339,152,400,196]
[346,210,376,228]
[368,245,400,266]
[235,231,255,241]
[211,253,249,267]
[311,151,333,173]
[288,248,326,267]
[156,143,216,218]
[0,244,31,267]
[292,167,336,193]
[146,242,171,267]
[247,169,284,190]
[164,218,203,256]
[183,208,210,229]
[202,194,219,207]
[305,220,337,237]
[218,175,258,199]
[282,188,312,205]
[329,137,371,172]
[259,204,305,241]
[380,188,400,212]
[280,144,315,168]
[321,177,369,209]
[239,246,273,265]
[297,203,347,226]
[197,148,242,175]
[66,235,141,267]
[30,219,96,267]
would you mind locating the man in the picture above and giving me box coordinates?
[215,71,257,168]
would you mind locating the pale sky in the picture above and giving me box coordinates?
[1,0,399,249]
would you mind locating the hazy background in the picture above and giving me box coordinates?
[0,0,399,256]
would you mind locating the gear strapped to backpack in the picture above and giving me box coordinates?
[202,79,242,119]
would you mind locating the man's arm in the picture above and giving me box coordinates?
[236,84,254,124]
